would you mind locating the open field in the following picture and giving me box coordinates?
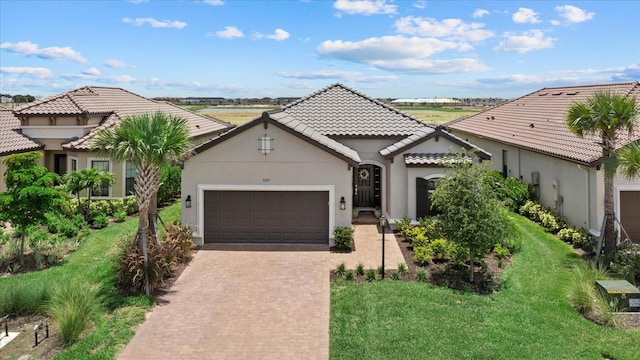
[182,105,479,127]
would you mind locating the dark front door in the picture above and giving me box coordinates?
[416,177,439,219]
[354,165,375,207]
[54,154,67,175]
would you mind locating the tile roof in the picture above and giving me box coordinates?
[447,82,640,165]
[14,86,232,151]
[380,126,491,159]
[194,111,361,166]
[281,83,431,137]
[0,106,43,156]
[404,153,472,166]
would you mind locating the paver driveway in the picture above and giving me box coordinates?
[118,246,330,360]
[118,224,404,360]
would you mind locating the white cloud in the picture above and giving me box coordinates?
[554,5,594,24]
[277,69,397,82]
[413,1,427,9]
[318,36,462,62]
[100,75,136,84]
[0,41,87,63]
[204,0,224,5]
[122,17,186,29]
[370,58,490,74]
[254,29,290,41]
[472,9,489,18]
[0,66,53,79]
[333,0,397,15]
[512,8,541,24]
[104,59,129,68]
[211,26,244,39]
[394,16,494,42]
[493,30,555,53]
[82,67,100,76]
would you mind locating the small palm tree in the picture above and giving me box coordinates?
[566,91,638,255]
[618,141,640,180]
[92,111,191,295]
[63,168,115,220]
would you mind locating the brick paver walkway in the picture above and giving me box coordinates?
[118,223,403,360]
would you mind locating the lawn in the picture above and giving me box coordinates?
[330,212,640,359]
[0,202,181,359]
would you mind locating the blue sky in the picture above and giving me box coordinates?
[1,0,639,99]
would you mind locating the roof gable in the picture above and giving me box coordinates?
[380,126,490,160]
[193,111,361,166]
[14,86,233,151]
[0,107,43,156]
[281,83,431,137]
[447,82,640,165]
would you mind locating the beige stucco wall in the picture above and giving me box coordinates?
[448,131,619,231]
[388,136,471,221]
[182,123,354,244]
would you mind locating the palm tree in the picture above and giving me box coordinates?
[566,91,638,255]
[92,111,191,295]
[63,168,115,220]
[618,141,640,180]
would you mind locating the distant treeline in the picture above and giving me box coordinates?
[1,94,37,103]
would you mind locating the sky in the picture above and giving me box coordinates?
[1,0,639,99]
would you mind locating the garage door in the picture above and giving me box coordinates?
[620,190,640,243]
[204,191,329,244]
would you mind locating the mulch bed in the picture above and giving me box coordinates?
[331,230,509,295]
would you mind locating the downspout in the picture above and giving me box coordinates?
[578,164,590,229]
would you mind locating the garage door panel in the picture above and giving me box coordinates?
[204,190,329,244]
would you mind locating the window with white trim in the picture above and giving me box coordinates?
[125,161,137,196]
[91,160,110,197]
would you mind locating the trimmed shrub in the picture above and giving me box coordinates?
[610,242,640,285]
[493,243,510,259]
[414,245,433,266]
[92,213,109,229]
[447,242,469,265]
[124,196,138,215]
[428,238,449,261]
[412,233,429,248]
[333,226,354,250]
[395,216,412,233]
[114,210,127,223]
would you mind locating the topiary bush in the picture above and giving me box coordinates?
[333,226,354,250]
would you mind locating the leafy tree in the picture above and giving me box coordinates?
[430,150,507,282]
[566,91,638,255]
[0,152,66,266]
[92,111,191,295]
[63,168,115,220]
[618,141,640,180]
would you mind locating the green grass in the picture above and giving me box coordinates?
[330,212,640,359]
[0,202,180,358]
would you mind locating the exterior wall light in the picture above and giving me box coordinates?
[185,195,192,208]
[340,196,346,210]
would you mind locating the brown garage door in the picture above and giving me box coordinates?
[204,191,329,244]
[620,190,640,243]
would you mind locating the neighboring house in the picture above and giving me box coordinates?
[2,86,232,198]
[181,83,489,246]
[0,106,45,192]
[446,82,640,242]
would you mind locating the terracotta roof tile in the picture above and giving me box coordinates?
[282,83,429,137]
[447,82,640,164]
[15,86,232,151]
[0,107,43,156]
[404,153,471,166]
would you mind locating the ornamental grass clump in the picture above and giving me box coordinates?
[48,282,97,346]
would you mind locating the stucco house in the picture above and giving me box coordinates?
[446,82,640,242]
[0,86,232,196]
[181,83,489,246]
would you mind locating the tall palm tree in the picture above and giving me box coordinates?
[618,141,640,180]
[566,91,638,255]
[92,111,191,295]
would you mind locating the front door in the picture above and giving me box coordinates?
[54,154,67,175]
[354,165,375,207]
[416,177,439,219]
